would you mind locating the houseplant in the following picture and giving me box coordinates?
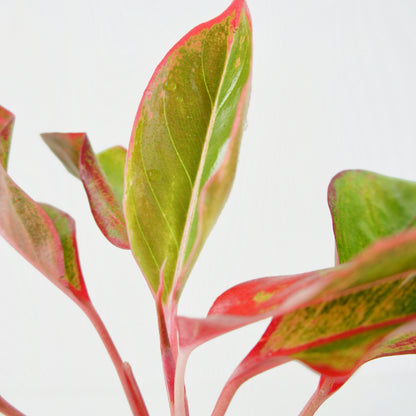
[0,0,416,416]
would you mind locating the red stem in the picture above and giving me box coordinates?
[0,396,26,416]
[81,301,149,416]
[212,355,290,416]
[298,376,347,416]
[156,298,176,414]
[166,300,179,360]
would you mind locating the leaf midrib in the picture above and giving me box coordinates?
[169,24,237,299]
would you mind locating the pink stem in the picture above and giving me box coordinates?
[212,356,290,416]
[81,301,149,416]
[211,377,240,416]
[174,349,191,416]
[156,298,177,414]
[166,300,179,360]
[298,376,347,416]
[0,396,26,416]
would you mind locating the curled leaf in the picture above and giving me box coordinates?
[42,133,129,249]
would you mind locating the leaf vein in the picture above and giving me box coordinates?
[201,36,214,108]
[132,197,161,271]
[139,136,181,250]
[163,95,193,189]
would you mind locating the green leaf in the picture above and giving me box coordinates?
[177,230,416,415]
[124,0,252,302]
[328,170,416,263]
[178,229,416,351]
[42,133,129,249]
[97,146,126,206]
[266,272,416,376]
[299,317,416,415]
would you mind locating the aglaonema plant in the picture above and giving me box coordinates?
[1,0,416,415]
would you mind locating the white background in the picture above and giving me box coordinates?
[1,0,416,415]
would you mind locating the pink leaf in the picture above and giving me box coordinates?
[0,106,89,302]
[41,132,129,249]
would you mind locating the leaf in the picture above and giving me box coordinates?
[42,133,129,249]
[299,320,416,415]
[0,106,89,302]
[97,146,127,205]
[0,159,65,283]
[124,0,252,302]
[40,203,89,301]
[328,170,416,263]
[176,230,416,415]
[179,230,416,350]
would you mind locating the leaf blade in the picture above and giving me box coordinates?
[328,170,416,263]
[124,0,252,301]
[97,145,127,205]
[42,133,129,249]
[41,203,89,300]
[0,106,88,300]
[177,230,416,416]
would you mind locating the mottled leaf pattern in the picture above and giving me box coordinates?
[0,106,88,301]
[42,133,129,249]
[0,168,65,283]
[177,229,416,415]
[179,230,416,350]
[41,203,88,299]
[124,0,252,302]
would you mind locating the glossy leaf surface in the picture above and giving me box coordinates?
[124,0,252,301]
[42,133,129,249]
[328,170,416,263]
[177,229,416,415]
[0,106,88,301]
[179,230,416,350]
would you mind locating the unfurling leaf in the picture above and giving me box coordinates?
[124,0,252,302]
[42,133,129,249]
[328,170,416,263]
[0,106,89,303]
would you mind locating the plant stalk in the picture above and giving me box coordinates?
[81,301,149,416]
[156,298,177,414]
[0,396,26,416]
[174,349,191,416]
[298,376,346,416]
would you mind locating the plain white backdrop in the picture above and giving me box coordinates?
[1,0,416,415]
